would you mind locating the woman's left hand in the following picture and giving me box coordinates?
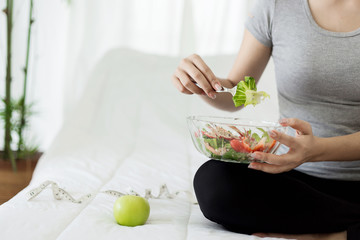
[248,118,319,174]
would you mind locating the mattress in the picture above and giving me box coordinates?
[0,49,281,240]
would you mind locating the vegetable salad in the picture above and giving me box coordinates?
[196,124,277,163]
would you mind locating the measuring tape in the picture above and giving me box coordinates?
[27,181,198,204]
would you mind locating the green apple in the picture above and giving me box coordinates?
[113,195,150,227]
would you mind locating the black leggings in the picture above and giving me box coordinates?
[193,160,360,239]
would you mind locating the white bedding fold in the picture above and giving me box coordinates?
[0,49,279,240]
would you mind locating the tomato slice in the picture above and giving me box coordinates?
[194,131,200,138]
[230,139,252,153]
[201,130,216,138]
[252,138,266,152]
[231,137,277,154]
[265,139,276,153]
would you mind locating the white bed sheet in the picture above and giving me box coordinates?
[0,49,282,240]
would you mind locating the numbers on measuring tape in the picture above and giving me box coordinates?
[26,181,198,204]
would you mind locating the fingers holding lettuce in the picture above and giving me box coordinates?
[172,54,269,108]
[172,54,222,99]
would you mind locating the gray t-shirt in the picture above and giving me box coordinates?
[245,0,360,180]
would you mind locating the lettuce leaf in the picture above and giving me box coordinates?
[232,76,270,107]
[221,149,248,161]
[257,127,270,142]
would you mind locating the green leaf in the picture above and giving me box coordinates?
[257,127,270,142]
[232,76,270,107]
[252,132,261,142]
[204,138,217,149]
[222,149,249,162]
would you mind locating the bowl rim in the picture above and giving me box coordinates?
[187,115,286,128]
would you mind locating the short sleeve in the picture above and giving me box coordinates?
[245,0,275,48]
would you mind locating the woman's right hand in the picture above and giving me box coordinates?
[172,54,223,99]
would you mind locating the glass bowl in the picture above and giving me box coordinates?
[187,116,289,163]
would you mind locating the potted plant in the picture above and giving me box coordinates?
[1,0,41,204]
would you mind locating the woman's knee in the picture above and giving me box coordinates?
[193,160,231,199]
[193,160,246,223]
[193,160,267,224]
[193,159,249,198]
[193,160,226,222]
[193,160,218,195]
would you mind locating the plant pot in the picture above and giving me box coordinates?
[0,152,42,205]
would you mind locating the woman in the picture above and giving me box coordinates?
[172,0,360,239]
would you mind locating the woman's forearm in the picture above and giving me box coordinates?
[313,132,360,162]
[200,29,271,112]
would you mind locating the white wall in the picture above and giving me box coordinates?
[0,0,277,152]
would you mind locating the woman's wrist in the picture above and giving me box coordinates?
[309,136,327,163]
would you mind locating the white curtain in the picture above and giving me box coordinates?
[0,0,253,151]
[0,0,69,151]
